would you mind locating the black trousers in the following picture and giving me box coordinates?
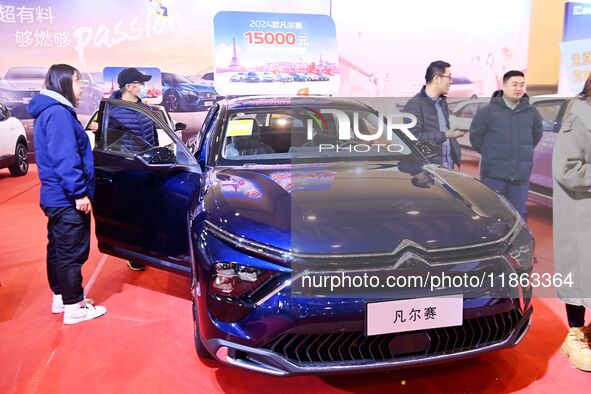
[42,206,91,305]
[566,303,586,328]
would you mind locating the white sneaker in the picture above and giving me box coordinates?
[52,294,95,314]
[63,301,106,325]
[52,294,64,313]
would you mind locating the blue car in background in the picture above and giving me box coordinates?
[291,73,308,82]
[91,96,533,376]
[161,72,217,112]
[245,72,260,83]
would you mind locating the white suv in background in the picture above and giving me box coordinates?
[0,102,29,176]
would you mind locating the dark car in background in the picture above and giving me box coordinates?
[90,96,533,376]
[161,72,218,112]
[78,71,104,115]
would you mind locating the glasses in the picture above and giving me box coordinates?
[437,74,452,79]
[127,81,145,86]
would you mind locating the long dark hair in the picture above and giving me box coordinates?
[44,64,81,107]
[581,75,591,99]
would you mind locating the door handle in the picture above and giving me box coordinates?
[96,175,113,185]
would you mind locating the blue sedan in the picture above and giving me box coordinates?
[91,96,534,375]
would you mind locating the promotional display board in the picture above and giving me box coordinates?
[102,67,162,104]
[559,1,591,93]
[213,11,340,96]
[560,38,591,93]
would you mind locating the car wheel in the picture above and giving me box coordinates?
[192,296,213,359]
[164,91,181,112]
[9,141,28,176]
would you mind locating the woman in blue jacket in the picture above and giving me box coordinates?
[27,64,106,325]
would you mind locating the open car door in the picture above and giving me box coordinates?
[91,99,201,275]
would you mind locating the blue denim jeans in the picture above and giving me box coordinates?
[481,177,529,221]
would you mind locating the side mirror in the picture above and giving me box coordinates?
[175,122,187,131]
[136,146,176,166]
[415,140,438,156]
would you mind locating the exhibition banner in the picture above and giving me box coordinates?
[560,38,591,94]
[213,11,340,96]
[103,67,163,104]
[563,2,591,41]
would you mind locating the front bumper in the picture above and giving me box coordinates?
[206,306,532,376]
[181,92,216,111]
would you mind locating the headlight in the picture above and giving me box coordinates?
[181,88,197,96]
[204,220,292,264]
[208,261,280,322]
[505,224,534,271]
[210,262,276,298]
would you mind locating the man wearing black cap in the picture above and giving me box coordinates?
[109,68,159,271]
[108,67,159,151]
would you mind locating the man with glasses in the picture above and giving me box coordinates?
[470,70,543,220]
[403,60,464,170]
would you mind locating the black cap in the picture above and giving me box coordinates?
[117,67,152,88]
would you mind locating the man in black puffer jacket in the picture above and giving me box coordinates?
[109,68,159,153]
[109,67,159,271]
[403,60,465,169]
[470,70,543,220]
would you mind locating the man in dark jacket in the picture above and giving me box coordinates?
[109,68,159,271]
[470,70,543,220]
[403,60,465,169]
[108,67,159,153]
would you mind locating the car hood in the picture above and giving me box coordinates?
[206,162,517,254]
[0,79,43,91]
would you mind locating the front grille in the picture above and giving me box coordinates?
[263,308,522,366]
[0,89,39,101]
[198,92,215,99]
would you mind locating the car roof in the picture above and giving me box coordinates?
[452,94,574,109]
[530,93,574,101]
[225,96,373,111]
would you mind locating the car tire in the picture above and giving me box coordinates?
[9,141,28,176]
[164,91,181,112]
[192,296,213,359]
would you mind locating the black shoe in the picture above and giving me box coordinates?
[127,260,147,271]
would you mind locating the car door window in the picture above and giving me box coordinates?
[455,103,479,118]
[190,104,218,156]
[97,101,195,165]
[533,100,562,131]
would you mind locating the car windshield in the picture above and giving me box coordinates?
[163,73,192,84]
[219,104,416,164]
[5,67,47,79]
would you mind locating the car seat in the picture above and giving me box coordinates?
[225,121,275,157]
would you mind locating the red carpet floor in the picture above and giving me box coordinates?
[1,160,589,394]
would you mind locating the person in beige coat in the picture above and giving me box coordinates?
[552,75,591,371]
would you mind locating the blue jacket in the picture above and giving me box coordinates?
[108,91,158,152]
[28,90,95,207]
[469,91,543,182]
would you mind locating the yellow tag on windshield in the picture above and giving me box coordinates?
[227,119,254,137]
